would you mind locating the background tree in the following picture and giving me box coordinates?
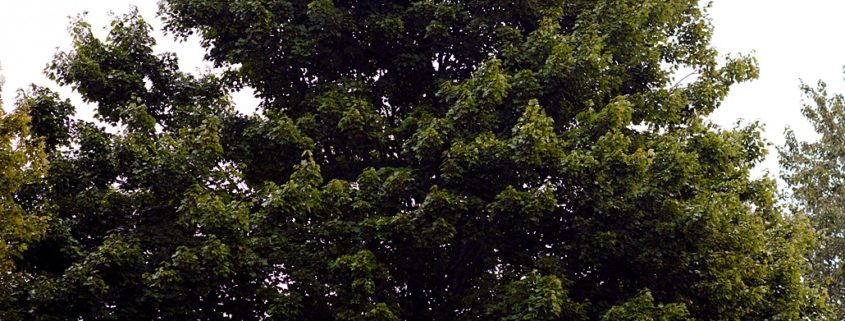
[781,81,845,320]
[0,61,50,319]
[3,1,828,320]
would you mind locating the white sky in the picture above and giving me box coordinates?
[0,0,842,179]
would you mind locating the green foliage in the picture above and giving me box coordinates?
[17,86,75,152]
[601,291,690,321]
[781,81,845,320]
[0,1,828,320]
[486,271,586,321]
[0,63,50,321]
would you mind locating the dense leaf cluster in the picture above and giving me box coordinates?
[0,1,828,320]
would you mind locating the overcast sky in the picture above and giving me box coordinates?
[1,1,843,178]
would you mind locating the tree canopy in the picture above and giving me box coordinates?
[0,1,828,320]
[781,81,845,320]
[0,61,50,318]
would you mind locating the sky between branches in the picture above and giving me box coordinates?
[0,0,841,178]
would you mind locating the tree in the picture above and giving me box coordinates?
[3,1,828,320]
[0,61,50,319]
[781,81,845,320]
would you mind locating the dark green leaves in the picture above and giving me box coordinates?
[1,1,828,320]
